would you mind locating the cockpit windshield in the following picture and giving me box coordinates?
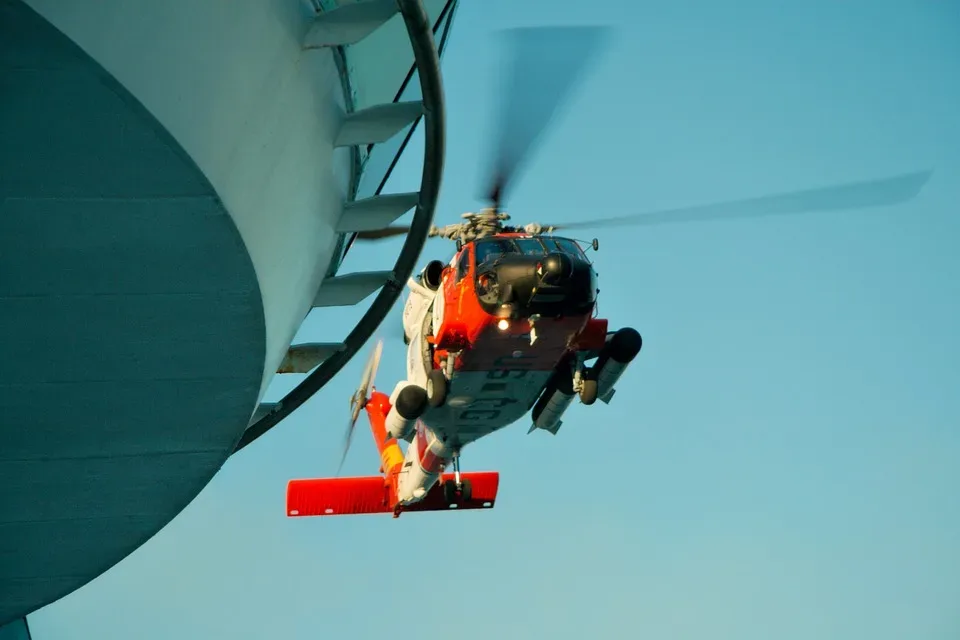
[515,238,546,256]
[474,239,512,265]
[473,236,585,266]
[474,237,546,265]
[545,237,585,257]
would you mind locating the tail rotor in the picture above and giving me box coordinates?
[337,339,383,476]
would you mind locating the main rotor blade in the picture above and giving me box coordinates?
[354,227,411,241]
[552,170,933,232]
[483,26,612,208]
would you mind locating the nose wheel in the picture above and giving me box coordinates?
[442,451,472,504]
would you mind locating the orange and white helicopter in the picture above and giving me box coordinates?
[287,211,643,518]
[285,27,932,519]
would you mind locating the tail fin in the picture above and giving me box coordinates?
[286,472,500,517]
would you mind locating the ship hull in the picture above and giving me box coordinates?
[0,0,456,624]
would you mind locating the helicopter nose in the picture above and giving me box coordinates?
[539,252,574,284]
[476,251,596,319]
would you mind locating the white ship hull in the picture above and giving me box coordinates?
[0,0,457,625]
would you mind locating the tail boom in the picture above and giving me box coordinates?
[365,391,405,477]
[286,389,499,517]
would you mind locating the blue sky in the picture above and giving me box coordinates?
[29,1,960,638]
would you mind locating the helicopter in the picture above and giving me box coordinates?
[284,26,933,519]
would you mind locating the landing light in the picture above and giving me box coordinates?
[497,319,510,331]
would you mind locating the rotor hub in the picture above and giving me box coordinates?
[427,209,558,242]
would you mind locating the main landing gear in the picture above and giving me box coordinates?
[577,368,598,405]
[442,451,472,505]
[573,361,599,405]
[573,327,643,406]
[426,369,448,407]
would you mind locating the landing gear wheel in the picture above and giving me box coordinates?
[441,478,472,504]
[579,370,598,405]
[442,479,458,504]
[426,369,448,407]
[444,450,471,505]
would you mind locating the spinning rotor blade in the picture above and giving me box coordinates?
[483,26,612,209]
[550,170,933,232]
[349,170,932,242]
[336,339,383,476]
[351,26,612,243]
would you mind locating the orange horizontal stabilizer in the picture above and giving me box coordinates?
[286,472,500,517]
[287,476,391,517]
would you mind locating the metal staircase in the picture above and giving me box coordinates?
[237,0,450,453]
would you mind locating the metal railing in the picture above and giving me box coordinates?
[233,0,446,454]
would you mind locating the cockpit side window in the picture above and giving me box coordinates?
[456,247,471,280]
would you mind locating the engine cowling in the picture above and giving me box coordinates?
[420,259,444,291]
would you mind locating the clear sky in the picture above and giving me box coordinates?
[28,1,960,638]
